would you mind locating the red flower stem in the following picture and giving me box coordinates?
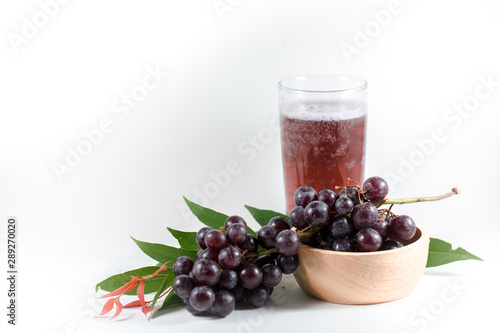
[159,286,173,300]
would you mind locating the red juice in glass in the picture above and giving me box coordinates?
[279,76,367,213]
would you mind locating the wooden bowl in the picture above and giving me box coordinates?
[293,225,430,305]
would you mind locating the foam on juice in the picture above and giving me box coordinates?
[280,100,367,122]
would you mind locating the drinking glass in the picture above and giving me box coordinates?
[279,75,367,213]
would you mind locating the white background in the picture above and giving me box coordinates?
[1,0,499,332]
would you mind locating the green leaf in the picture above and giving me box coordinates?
[159,290,184,311]
[246,228,257,237]
[426,237,483,268]
[151,272,176,308]
[167,227,198,250]
[131,236,197,263]
[96,266,168,295]
[183,196,257,236]
[183,196,228,229]
[244,205,289,227]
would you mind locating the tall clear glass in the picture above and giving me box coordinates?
[279,75,367,213]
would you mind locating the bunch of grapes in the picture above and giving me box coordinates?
[289,176,417,252]
[172,176,417,316]
[172,215,300,317]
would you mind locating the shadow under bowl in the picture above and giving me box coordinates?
[293,225,430,305]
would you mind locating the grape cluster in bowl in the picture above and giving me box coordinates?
[172,215,300,317]
[290,176,417,252]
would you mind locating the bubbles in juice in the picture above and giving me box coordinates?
[280,100,366,213]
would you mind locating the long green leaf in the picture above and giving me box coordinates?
[151,272,176,308]
[131,237,197,263]
[426,238,483,267]
[183,196,228,229]
[96,266,166,295]
[244,205,289,227]
[167,227,198,250]
[183,196,257,236]
[159,290,184,311]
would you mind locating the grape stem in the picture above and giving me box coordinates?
[380,187,460,206]
[244,248,277,258]
[297,227,322,240]
[296,225,312,234]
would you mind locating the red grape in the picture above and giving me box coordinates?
[226,223,247,245]
[224,215,247,228]
[351,202,378,229]
[294,186,318,207]
[363,176,389,201]
[196,227,212,249]
[275,229,301,256]
[276,254,299,274]
[388,215,416,240]
[304,201,330,227]
[338,187,362,205]
[289,206,308,229]
[217,269,238,290]
[239,234,259,253]
[371,219,389,240]
[330,215,354,239]
[211,290,235,317]
[189,286,215,312]
[268,216,290,232]
[191,259,221,286]
[334,196,354,215]
[218,246,242,270]
[318,189,337,209]
[172,275,194,299]
[355,228,382,252]
[246,285,271,308]
[257,225,279,249]
[204,230,227,252]
[332,238,355,252]
[173,256,194,276]
[380,239,404,251]
[261,264,282,287]
[238,263,263,289]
